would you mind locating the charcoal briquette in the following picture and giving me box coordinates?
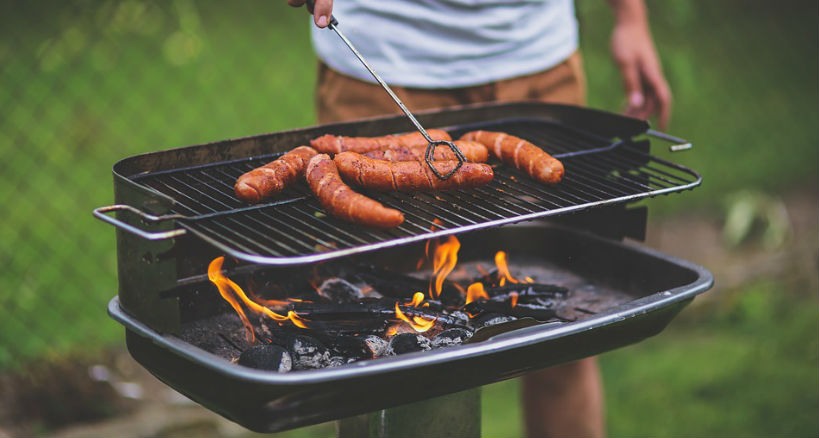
[288,335,332,370]
[317,278,364,303]
[238,344,292,372]
[431,328,473,349]
[387,333,431,355]
[362,335,389,358]
[471,312,516,329]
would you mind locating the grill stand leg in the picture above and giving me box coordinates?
[336,387,481,438]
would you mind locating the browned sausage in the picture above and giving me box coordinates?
[234,146,318,203]
[459,130,564,184]
[305,154,404,229]
[333,152,494,192]
[310,129,452,154]
[362,140,489,163]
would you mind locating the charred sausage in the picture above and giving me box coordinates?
[234,146,318,203]
[305,154,405,229]
[310,129,452,154]
[333,152,494,192]
[459,130,564,184]
[362,140,489,163]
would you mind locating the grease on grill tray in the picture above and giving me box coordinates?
[183,234,633,372]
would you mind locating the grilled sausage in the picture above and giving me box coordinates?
[362,140,489,163]
[310,129,452,154]
[305,154,405,229]
[459,130,564,184]
[333,152,494,192]
[234,146,318,203]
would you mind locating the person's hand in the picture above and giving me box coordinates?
[287,0,334,28]
[609,5,672,130]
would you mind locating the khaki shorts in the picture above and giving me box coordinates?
[316,52,587,124]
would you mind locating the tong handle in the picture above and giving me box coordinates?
[646,129,692,152]
[93,204,187,241]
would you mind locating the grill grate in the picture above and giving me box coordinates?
[131,118,700,264]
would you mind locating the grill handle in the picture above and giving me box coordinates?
[93,204,187,241]
[646,129,692,152]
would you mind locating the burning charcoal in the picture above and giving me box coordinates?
[431,328,473,349]
[238,345,292,372]
[470,312,516,329]
[326,334,388,360]
[287,335,332,370]
[317,278,364,303]
[387,333,431,355]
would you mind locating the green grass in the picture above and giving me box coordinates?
[0,0,817,435]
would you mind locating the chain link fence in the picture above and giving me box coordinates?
[0,1,319,370]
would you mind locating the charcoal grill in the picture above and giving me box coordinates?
[95,101,713,433]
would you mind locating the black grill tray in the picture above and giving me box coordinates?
[109,224,713,433]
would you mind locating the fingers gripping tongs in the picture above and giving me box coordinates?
[304,1,466,180]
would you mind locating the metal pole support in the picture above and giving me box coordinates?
[336,387,481,438]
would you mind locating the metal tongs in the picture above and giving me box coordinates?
[304,1,466,180]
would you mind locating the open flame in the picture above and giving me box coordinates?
[392,292,436,333]
[208,256,310,343]
[207,234,534,346]
[465,282,489,305]
[429,235,460,299]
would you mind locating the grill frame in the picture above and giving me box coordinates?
[108,223,713,433]
[99,102,700,265]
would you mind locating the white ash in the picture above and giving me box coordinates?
[289,335,331,370]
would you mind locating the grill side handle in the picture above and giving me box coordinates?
[646,129,692,152]
[93,204,187,240]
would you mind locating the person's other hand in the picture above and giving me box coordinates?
[287,0,334,28]
[610,19,672,130]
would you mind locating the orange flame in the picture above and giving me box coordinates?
[208,257,309,342]
[509,291,519,308]
[495,251,521,286]
[394,302,436,333]
[429,235,460,299]
[208,257,257,344]
[417,218,444,270]
[465,282,489,305]
[408,291,425,307]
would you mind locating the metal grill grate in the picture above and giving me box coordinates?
[131,118,700,264]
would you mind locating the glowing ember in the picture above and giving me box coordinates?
[429,235,460,299]
[509,291,519,308]
[465,282,489,305]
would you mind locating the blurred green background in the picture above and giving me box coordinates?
[0,0,816,436]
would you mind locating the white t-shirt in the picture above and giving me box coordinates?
[311,0,579,89]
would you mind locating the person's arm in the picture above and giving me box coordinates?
[287,0,334,28]
[607,0,672,129]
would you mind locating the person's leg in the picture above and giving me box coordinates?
[522,358,605,438]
